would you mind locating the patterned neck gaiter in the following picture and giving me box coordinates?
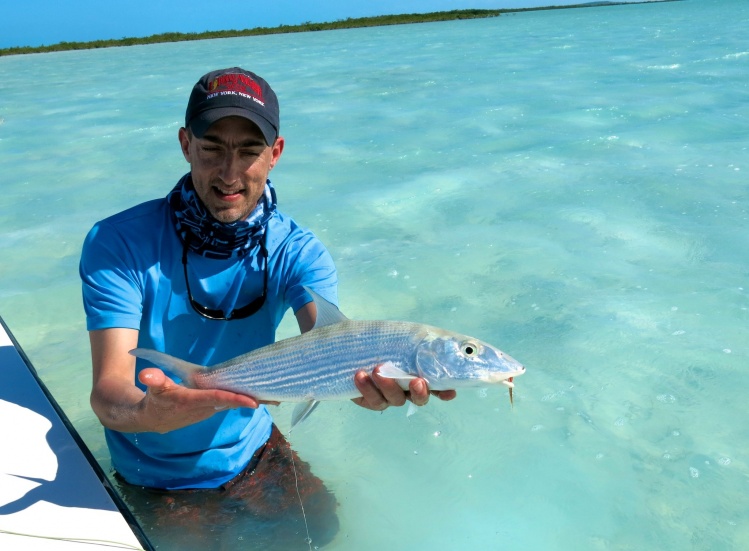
[167,173,277,260]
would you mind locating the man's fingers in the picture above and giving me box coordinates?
[354,367,428,410]
[371,367,408,407]
[210,389,260,409]
[353,370,388,410]
[139,367,259,410]
[433,389,457,401]
[408,378,429,407]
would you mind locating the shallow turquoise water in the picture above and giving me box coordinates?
[1,0,748,549]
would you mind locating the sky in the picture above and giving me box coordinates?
[0,0,640,49]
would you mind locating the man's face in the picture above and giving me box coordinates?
[179,116,284,223]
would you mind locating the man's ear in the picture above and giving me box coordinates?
[269,136,285,170]
[178,127,192,162]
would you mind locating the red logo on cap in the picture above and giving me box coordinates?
[207,74,265,106]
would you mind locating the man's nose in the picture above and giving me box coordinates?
[219,152,242,183]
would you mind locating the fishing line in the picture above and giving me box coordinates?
[288,437,313,551]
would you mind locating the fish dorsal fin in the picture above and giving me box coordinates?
[304,286,348,328]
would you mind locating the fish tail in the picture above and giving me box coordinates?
[129,348,205,387]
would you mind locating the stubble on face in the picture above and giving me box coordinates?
[179,117,283,224]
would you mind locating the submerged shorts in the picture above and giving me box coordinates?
[113,425,339,550]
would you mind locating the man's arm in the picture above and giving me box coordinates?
[293,302,457,412]
[89,328,260,434]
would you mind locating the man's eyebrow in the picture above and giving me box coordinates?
[200,135,266,148]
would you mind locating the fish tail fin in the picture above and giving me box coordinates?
[129,348,205,387]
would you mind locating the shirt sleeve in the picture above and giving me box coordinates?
[79,221,144,331]
[279,225,338,313]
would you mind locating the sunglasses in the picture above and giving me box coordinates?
[181,237,268,321]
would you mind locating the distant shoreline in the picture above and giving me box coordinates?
[0,1,677,57]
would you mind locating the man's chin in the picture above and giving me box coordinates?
[208,207,248,224]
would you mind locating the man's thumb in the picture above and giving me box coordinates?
[138,368,168,392]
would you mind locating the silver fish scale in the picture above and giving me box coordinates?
[194,320,426,401]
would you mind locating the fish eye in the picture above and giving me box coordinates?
[461,341,479,357]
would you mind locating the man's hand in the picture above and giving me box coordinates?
[136,368,262,433]
[352,365,456,412]
[89,328,273,435]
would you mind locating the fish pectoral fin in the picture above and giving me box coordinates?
[376,361,418,390]
[290,400,320,430]
[377,363,421,417]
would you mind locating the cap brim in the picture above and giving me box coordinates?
[189,107,277,145]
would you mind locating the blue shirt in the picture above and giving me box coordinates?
[80,195,337,489]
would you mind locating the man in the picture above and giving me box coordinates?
[80,67,454,545]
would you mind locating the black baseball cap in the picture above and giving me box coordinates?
[185,67,280,145]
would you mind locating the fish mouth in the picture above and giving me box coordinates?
[493,366,526,389]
